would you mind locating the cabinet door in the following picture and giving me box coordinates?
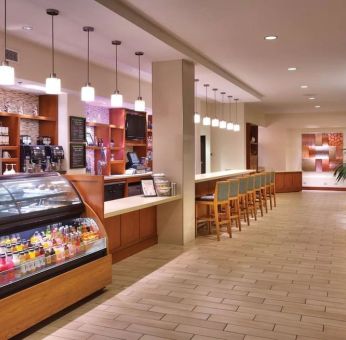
[275,173,285,192]
[121,211,140,247]
[104,216,121,252]
[140,207,156,240]
[292,173,302,191]
[283,173,293,191]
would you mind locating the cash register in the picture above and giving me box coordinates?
[126,152,146,174]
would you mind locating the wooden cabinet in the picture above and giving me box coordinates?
[140,207,156,240]
[121,211,140,246]
[105,215,121,252]
[275,172,302,192]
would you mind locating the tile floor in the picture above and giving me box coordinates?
[20,191,346,340]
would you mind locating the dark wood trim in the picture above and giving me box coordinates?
[302,186,346,191]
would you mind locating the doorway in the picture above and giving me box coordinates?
[200,135,206,174]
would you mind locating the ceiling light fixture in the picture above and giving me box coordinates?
[308,97,316,100]
[202,84,211,126]
[227,95,234,131]
[45,9,61,94]
[110,40,123,108]
[194,79,200,124]
[0,0,14,85]
[134,51,145,111]
[288,67,297,71]
[264,35,278,40]
[81,26,95,102]
[22,25,33,31]
[315,105,321,108]
[300,85,308,89]
[211,88,219,127]
[219,92,227,129]
[233,98,240,132]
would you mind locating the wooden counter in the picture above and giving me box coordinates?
[275,171,302,193]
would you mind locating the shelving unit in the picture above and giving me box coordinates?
[246,123,258,171]
[0,95,58,173]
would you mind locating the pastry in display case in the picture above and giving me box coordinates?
[0,173,111,339]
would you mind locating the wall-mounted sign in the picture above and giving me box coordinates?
[70,116,86,142]
[70,143,86,169]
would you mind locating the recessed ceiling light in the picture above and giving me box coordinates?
[288,67,297,71]
[264,35,278,40]
[300,85,308,89]
[315,105,321,108]
[22,25,33,31]
[309,97,316,100]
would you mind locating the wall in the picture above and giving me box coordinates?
[259,112,346,188]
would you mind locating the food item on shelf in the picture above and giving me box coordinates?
[0,218,102,286]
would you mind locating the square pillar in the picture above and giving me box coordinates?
[152,60,195,245]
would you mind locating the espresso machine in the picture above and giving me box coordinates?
[20,145,46,173]
[45,145,64,171]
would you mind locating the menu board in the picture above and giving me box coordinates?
[70,143,86,169]
[70,116,86,142]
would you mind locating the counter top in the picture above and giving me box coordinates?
[104,172,152,181]
[195,169,255,183]
[104,194,182,218]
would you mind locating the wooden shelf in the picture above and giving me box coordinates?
[110,160,125,164]
[0,145,18,150]
[109,124,124,130]
[86,121,109,127]
[0,158,18,162]
[0,112,56,121]
[86,146,102,151]
[126,141,146,147]
[110,147,123,151]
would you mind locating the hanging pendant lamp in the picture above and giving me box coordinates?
[0,0,14,85]
[45,9,61,94]
[81,26,95,102]
[211,88,219,127]
[202,84,211,126]
[234,98,240,132]
[194,78,200,124]
[219,92,227,129]
[134,51,145,111]
[227,95,234,130]
[110,40,123,107]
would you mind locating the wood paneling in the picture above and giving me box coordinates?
[140,207,156,240]
[1,255,112,339]
[121,211,140,246]
[275,172,302,193]
[105,215,121,251]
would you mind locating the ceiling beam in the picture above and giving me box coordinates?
[95,0,263,100]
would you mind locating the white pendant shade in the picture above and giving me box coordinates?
[234,123,240,132]
[203,116,211,126]
[219,120,227,129]
[211,118,219,127]
[81,84,95,102]
[227,122,234,130]
[135,98,145,111]
[111,92,123,108]
[0,63,14,85]
[194,112,201,124]
[45,76,61,94]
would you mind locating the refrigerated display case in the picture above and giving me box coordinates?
[0,172,112,339]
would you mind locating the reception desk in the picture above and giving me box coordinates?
[195,169,255,196]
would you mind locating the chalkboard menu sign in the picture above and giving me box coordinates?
[70,116,86,142]
[70,143,86,169]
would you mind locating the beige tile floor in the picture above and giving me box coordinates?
[20,191,346,340]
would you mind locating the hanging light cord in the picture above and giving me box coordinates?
[214,90,217,118]
[194,80,197,111]
[138,54,141,98]
[235,99,238,123]
[51,14,55,75]
[4,0,7,61]
[221,93,224,120]
[87,29,90,84]
[115,44,118,91]
[228,96,232,121]
[205,85,208,114]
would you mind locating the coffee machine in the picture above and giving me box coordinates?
[20,145,46,173]
[45,145,64,171]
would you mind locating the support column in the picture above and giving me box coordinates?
[152,60,195,245]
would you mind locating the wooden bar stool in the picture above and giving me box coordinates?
[195,181,232,241]
[254,173,264,217]
[265,172,273,210]
[228,179,241,232]
[260,172,268,214]
[270,171,277,207]
[238,176,250,226]
[247,175,257,221]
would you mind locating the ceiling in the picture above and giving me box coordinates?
[122,0,346,114]
[2,0,258,103]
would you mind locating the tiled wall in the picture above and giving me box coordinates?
[20,119,39,144]
[85,104,109,124]
[0,88,39,115]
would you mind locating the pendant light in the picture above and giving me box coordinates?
[45,9,61,94]
[110,40,123,107]
[227,95,234,130]
[234,98,240,132]
[211,88,219,127]
[194,78,201,124]
[81,26,95,102]
[202,84,211,126]
[219,92,227,129]
[0,0,14,85]
[134,51,145,111]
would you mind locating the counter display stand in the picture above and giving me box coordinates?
[0,173,112,339]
